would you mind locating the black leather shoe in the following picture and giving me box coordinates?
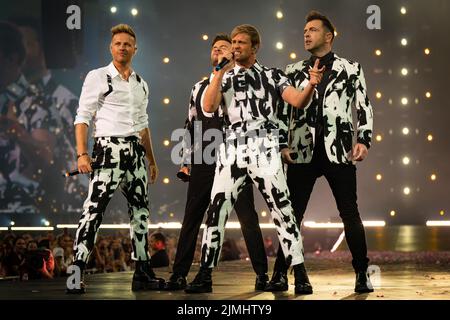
[66,260,86,294]
[355,270,374,293]
[293,263,313,295]
[263,271,288,292]
[255,274,269,291]
[184,267,212,293]
[164,273,187,290]
[132,260,165,291]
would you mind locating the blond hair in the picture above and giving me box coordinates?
[111,24,136,42]
[231,24,261,51]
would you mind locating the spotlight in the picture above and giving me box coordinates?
[403,187,411,195]
[424,48,430,55]
[425,92,431,98]
[400,7,407,14]
[261,211,267,217]
[275,42,283,50]
[110,6,117,14]
[375,134,382,142]
[163,98,170,105]
[402,156,410,165]
[202,34,209,41]
[10,221,15,226]
[440,210,445,216]
[401,97,408,105]
[163,140,170,147]
[430,174,437,181]
[427,134,433,142]
[131,8,138,16]
[163,57,170,64]
[390,210,396,217]
[375,49,382,56]
[163,178,170,184]
[290,52,297,59]
[376,174,382,181]
[402,127,409,135]
[401,38,408,46]
[401,68,408,76]
[376,92,382,99]
[169,212,174,218]
[276,11,283,19]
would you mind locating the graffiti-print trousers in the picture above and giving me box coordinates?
[74,136,150,263]
[200,132,305,268]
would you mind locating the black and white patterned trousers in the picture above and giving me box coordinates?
[200,132,305,268]
[73,136,150,263]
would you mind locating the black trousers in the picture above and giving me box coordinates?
[173,164,268,277]
[273,143,370,273]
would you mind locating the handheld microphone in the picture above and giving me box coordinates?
[63,163,101,177]
[215,54,233,71]
[176,166,190,182]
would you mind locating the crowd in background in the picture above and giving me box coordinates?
[0,229,278,281]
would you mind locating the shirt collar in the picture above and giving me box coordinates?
[309,51,335,67]
[108,62,136,80]
[233,60,264,74]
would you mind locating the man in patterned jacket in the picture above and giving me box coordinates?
[266,11,375,293]
[185,24,324,294]
[165,34,268,291]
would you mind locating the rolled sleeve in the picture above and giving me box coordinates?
[274,69,292,96]
[74,71,100,126]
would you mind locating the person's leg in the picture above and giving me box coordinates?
[247,134,311,294]
[69,138,125,294]
[234,182,268,289]
[234,182,267,275]
[267,163,317,291]
[166,165,215,289]
[73,139,125,263]
[185,162,248,293]
[324,164,369,272]
[272,163,317,274]
[324,163,373,292]
[121,139,164,291]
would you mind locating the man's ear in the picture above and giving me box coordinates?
[326,32,333,44]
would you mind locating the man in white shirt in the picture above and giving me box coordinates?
[67,24,162,293]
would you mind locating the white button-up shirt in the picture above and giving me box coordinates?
[74,62,149,137]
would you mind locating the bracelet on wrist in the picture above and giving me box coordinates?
[77,152,89,159]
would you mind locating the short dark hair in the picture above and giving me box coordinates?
[211,33,231,47]
[150,232,166,243]
[306,11,335,41]
[0,21,26,65]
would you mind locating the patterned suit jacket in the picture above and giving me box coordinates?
[281,54,373,164]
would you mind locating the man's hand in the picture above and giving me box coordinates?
[352,143,368,161]
[148,163,159,184]
[281,148,296,164]
[77,154,92,173]
[309,59,325,87]
[214,48,234,74]
[177,166,190,182]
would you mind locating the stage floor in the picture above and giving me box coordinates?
[0,256,449,300]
